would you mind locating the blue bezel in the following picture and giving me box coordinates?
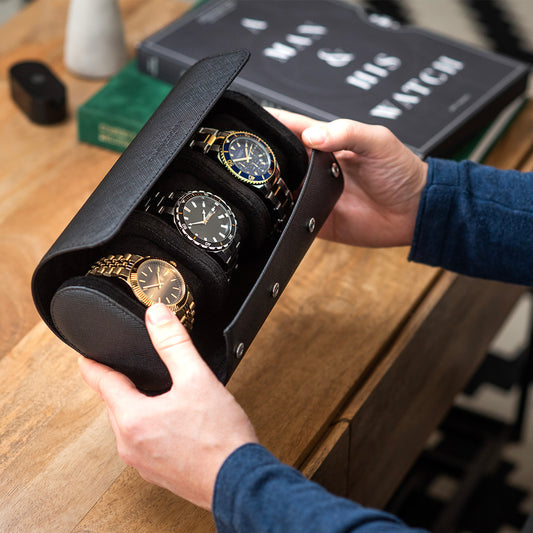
[219,131,277,185]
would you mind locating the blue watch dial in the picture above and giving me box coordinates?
[219,131,277,184]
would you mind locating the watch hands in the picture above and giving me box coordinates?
[233,143,253,163]
[203,205,218,223]
[143,282,163,290]
[156,266,163,288]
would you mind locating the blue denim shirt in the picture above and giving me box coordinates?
[213,158,533,532]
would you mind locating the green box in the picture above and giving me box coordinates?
[78,61,172,152]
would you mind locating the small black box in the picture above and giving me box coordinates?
[9,61,66,124]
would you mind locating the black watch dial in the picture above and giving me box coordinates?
[175,191,237,251]
[133,258,186,307]
[220,131,277,184]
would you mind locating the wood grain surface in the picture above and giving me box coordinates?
[0,1,530,531]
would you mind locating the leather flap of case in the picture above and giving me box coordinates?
[223,150,343,378]
[32,50,250,330]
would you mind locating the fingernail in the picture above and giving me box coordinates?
[303,126,326,146]
[146,303,174,325]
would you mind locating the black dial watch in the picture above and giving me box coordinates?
[143,190,240,275]
[87,253,195,330]
[190,128,294,232]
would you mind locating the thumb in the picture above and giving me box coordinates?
[145,303,210,379]
[265,107,323,137]
[302,119,390,156]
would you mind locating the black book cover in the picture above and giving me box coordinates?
[137,0,529,157]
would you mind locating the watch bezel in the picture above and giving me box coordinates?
[129,257,188,313]
[218,131,277,185]
[174,190,237,252]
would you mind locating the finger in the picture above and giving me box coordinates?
[264,107,324,137]
[78,358,127,445]
[78,356,138,408]
[145,304,211,378]
[302,119,391,156]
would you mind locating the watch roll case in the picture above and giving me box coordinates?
[32,50,343,394]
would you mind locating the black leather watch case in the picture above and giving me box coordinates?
[32,50,343,394]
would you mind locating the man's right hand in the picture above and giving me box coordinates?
[268,109,428,248]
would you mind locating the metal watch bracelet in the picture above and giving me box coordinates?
[87,253,196,330]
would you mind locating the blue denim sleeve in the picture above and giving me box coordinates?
[213,443,427,533]
[409,157,533,285]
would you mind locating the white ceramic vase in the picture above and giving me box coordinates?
[64,0,128,79]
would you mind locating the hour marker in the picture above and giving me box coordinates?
[191,201,197,208]
[221,224,228,230]
[184,206,191,212]
[218,232,226,238]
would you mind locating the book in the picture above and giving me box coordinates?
[450,95,525,163]
[136,0,529,158]
[77,60,172,152]
[76,59,521,159]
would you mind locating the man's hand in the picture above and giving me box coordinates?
[78,303,258,510]
[268,108,428,247]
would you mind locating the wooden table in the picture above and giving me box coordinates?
[0,1,530,531]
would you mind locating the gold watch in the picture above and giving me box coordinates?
[87,253,195,330]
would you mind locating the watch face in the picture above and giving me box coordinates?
[175,191,237,251]
[219,131,277,185]
[131,258,186,308]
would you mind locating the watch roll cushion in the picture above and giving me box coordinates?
[51,275,173,394]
